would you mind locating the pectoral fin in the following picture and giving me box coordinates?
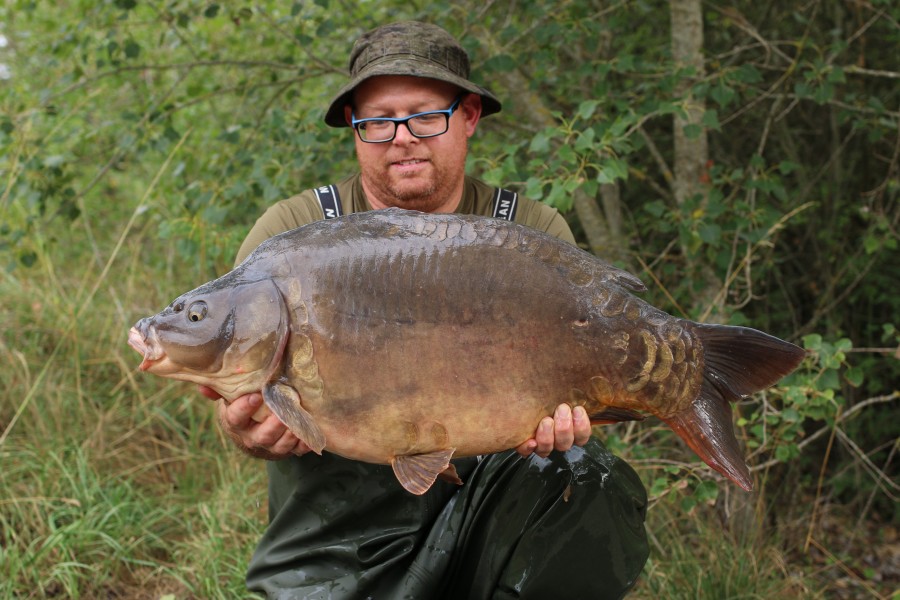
[262,381,326,454]
[588,406,646,425]
[391,448,457,495]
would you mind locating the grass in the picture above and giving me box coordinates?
[0,199,266,598]
[1,190,894,600]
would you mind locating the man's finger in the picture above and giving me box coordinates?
[534,416,554,458]
[572,405,591,446]
[515,439,537,457]
[251,415,290,448]
[553,403,575,451]
[268,428,303,456]
[221,393,264,429]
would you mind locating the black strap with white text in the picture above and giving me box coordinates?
[314,184,343,220]
[316,183,516,221]
[491,187,518,221]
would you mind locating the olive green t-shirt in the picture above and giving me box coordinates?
[235,173,574,264]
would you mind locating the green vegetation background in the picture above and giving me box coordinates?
[1,1,897,598]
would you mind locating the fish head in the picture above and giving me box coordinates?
[128,277,290,400]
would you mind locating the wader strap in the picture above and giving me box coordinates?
[492,188,518,221]
[314,184,343,220]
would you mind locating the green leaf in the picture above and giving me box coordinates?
[701,109,721,131]
[645,200,667,218]
[529,130,552,154]
[19,251,38,268]
[557,144,576,164]
[735,64,762,83]
[596,158,628,184]
[820,369,840,390]
[650,477,669,497]
[694,480,719,504]
[546,180,566,208]
[710,83,736,107]
[827,66,846,84]
[834,338,853,352]
[775,444,795,462]
[794,81,813,99]
[682,123,703,139]
[863,234,881,254]
[698,223,721,244]
[845,366,864,387]
[577,99,600,121]
[574,128,595,152]
[778,160,801,175]
[803,334,823,351]
[204,4,221,18]
[124,40,141,59]
[525,177,544,201]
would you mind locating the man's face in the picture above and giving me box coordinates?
[346,75,482,213]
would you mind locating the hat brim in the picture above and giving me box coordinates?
[324,58,502,128]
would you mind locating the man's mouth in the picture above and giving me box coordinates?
[392,158,428,167]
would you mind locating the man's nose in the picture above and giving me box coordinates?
[392,121,418,145]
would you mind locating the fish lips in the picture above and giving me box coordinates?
[127,323,165,371]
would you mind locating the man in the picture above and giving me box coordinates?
[207,21,649,599]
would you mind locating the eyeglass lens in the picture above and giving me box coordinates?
[357,113,448,142]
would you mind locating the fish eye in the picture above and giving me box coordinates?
[187,301,208,322]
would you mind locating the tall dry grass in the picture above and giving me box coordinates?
[0,159,268,597]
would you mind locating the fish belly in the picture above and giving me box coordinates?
[274,218,641,464]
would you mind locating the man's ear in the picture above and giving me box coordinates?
[343,104,353,126]
[462,93,482,137]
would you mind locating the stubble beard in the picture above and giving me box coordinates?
[361,144,468,213]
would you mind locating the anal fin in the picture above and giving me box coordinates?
[588,406,646,425]
[263,382,326,454]
[391,448,456,495]
[438,463,463,486]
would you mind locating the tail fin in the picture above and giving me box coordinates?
[663,324,805,491]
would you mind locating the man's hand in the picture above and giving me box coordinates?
[199,386,311,460]
[515,404,591,458]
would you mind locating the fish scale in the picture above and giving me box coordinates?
[129,208,805,495]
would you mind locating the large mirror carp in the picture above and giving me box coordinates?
[129,208,805,495]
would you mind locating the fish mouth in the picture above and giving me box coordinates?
[128,326,165,371]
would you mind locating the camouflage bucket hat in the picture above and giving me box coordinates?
[324,21,502,128]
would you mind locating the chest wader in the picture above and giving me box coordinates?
[245,186,650,599]
[313,183,521,223]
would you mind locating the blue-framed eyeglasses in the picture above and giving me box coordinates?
[351,95,464,143]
